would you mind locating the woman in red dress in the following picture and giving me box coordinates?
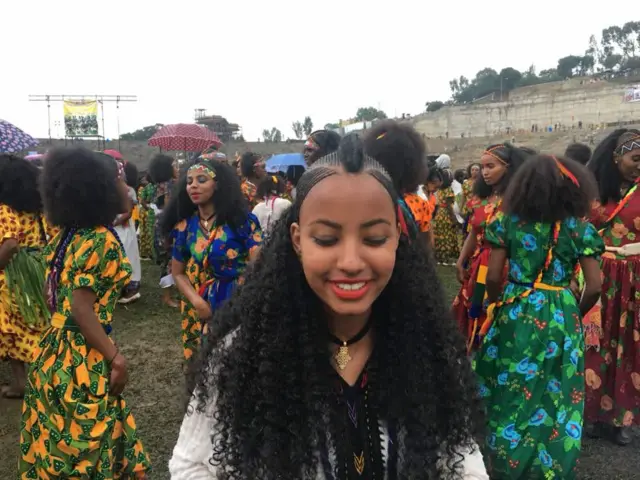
[586,128,640,445]
[452,143,531,353]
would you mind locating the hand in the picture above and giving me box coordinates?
[109,353,129,396]
[456,260,466,284]
[194,297,212,321]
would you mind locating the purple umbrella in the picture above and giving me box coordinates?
[0,119,39,154]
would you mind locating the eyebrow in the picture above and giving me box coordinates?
[310,218,391,229]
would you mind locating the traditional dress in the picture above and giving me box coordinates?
[19,227,151,479]
[474,213,603,479]
[0,205,50,364]
[114,186,141,291]
[403,192,433,235]
[584,191,640,427]
[137,184,155,259]
[461,180,474,217]
[173,213,263,360]
[452,195,502,352]
[433,186,461,263]
[240,179,258,208]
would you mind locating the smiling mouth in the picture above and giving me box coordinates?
[335,282,366,291]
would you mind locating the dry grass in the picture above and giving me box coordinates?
[0,264,637,479]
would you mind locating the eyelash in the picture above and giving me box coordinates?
[312,237,388,247]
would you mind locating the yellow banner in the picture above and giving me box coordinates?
[63,100,99,136]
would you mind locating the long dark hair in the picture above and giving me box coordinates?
[588,128,640,204]
[473,142,533,198]
[192,134,483,479]
[160,159,249,235]
[0,154,43,214]
[502,154,598,222]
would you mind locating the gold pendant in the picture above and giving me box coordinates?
[334,343,351,370]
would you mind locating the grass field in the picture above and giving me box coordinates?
[0,264,638,479]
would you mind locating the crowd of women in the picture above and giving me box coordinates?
[0,121,638,479]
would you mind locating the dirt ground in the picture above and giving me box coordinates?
[0,264,638,479]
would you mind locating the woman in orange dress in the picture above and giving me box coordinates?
[585,128,640,445]
[452,144,531,353]
[0,155,51,398]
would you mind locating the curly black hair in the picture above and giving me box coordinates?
[454,168,466,184]
[473,142,533,198]
[304,130,342,165]
[502,154,597,222]
[148,153,175,184]
[160,159,249,235]
[124,162,139,189]
[426,165,444,184]
[239,152,261,178]
[363,119,427,194]
[41,148,122,228]
[565,142,592,165]
[256,174,285,199]
[588,128,640,204]
[466,162,480,178]
[193,134,483,479]
[0,154,43,214]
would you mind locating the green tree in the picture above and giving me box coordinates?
[425,101,445,112]
[324,122,340,130]
[355,107,387,122]
[499,67,522,91]
[120,123,164,141]
[557,55,584,78]
[262,127,283,142]
[291,121,303,139]
[302,116,314,136]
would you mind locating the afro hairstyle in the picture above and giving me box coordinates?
[363,119,427,194]
[148,154,176,184]
[502,154,598,222]
[0,154,43,214]
[41,148,122,228]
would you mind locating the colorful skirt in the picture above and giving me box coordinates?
[474,285,585,479]
[19,322,151,479]
[139,208,154,260]
[584,254,640,427]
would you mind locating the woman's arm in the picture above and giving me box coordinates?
[172,259,212,320]
[578,256,602,316]
[71,288,127,395]
[0,238,19,269]
[169,390,217,479]
[455,229,478,283]
[486,247,507,303]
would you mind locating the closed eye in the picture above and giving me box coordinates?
[364,237,388,246]
[312,237,337,247]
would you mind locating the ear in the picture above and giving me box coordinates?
[290,222,302,256]
[394,222,402,249]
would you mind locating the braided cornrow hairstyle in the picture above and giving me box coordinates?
[191,133,482,479]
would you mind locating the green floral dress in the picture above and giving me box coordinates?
[433,186,461,263]
[474,213,603,479]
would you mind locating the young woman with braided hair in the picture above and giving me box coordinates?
[169,134,488,479]
[585,128,640,445]
[476,154,602,478]
[452,143,532,353]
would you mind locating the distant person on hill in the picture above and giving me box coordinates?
[302,129,341,166]
[565,142,592,165]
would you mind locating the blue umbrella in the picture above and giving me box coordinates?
[266,153,305,173]
[0,119,38,154]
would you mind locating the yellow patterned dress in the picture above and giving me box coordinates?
[19,227,151,479]
[0,205,50,363]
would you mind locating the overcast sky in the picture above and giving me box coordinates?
[1,1,631,142]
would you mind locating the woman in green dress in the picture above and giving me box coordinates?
[475,154,603,479]
[20,148,151,479]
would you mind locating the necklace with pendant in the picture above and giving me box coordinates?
[199,212,216,230]
[329,318,373,370]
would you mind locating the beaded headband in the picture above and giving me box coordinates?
[116,160,125,179]
[615,133,640,156]
[304,136,320,151]
[188,163,216,180]
[482,145,508,165]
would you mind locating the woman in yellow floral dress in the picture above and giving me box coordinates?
[20,148,151,479]
[433,170,462,264]
[0,155,52,399]
[161,159,263,361]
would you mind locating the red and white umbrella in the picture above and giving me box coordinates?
[148,123,222,152]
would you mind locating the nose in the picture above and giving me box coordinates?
[335,238,366,275]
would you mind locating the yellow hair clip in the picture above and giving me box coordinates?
[377,132,387,140]
[272,175,278,183]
